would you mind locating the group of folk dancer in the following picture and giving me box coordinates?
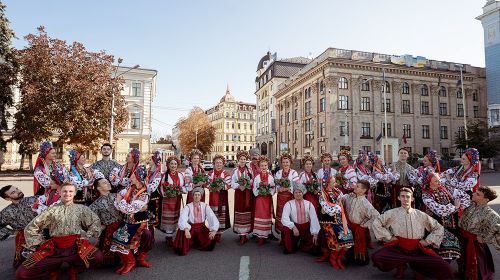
[0,141,499,279]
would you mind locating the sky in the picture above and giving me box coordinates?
[3,0,487,136]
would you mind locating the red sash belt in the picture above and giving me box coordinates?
[460,229,478,280]
[15,230,26,261]
[294,222,310,232]
[348,221,367,256]
[190,223,204,230]
[384,236,438,257]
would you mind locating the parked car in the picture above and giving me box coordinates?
[201,160,213,171]
[225,160,236,168]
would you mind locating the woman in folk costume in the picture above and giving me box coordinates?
[31,161,69,214]
[274,152,299,234]
[159,155,186,247]
[369,152,400,212]
[442,148,481,196]
[146,151,162,243]
[184,149,207,204]
[316,153,337,190]
[421,168,469,261]
[230,150,254,245]
[408,149,440,210]
[33,141,65,195]
[355,150,378,203]
[111,165,153,275]
[110,148,140,193]
[252,155,276,245]
[207,155,232,242]
[336,149,358,194]
[173,187,219,256]
[316,178,354,269]
[299,155,321,215]
[68,149,96,205]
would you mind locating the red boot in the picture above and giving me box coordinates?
[48,271,60,280]
[115,253,128,274]
[315,248,330,263]
[68,267,78,280]
[257,237,266,246]
[136,252,152,268]
[239,235,248,246]
[394,265,406,279]
[119,251,136,275]
[337,249,346,269]
[329,250,340,269]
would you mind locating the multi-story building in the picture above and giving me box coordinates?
[274,48,487,163]
[206,86,256,161]
[255,51,310,159]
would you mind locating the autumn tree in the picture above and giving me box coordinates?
[13,26,128,168]
[454,120,500,159]
[178,107,215,156]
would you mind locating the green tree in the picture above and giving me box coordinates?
[454,120,500,159]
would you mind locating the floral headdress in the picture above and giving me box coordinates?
[212,154,227,165]
[280,152,294,163]
[338,149,352,162]
[236,150,249,160]
[68,149,81,167]
[151,150,162,167]
[133,164,148,185]
[320,152,333,162]
[425,149,440,172]
[356,150,368,165]
[301,155,315,166]
[189,149,204,160]
[166,155,181,167]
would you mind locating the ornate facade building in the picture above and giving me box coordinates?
[274,48,487,163]
[205,87,256,161]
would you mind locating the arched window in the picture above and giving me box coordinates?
[319,81,325,94]
[338,77,348,89]
[361,79,370,91]
[421,85,429,96]
[382,81,390,93]
[439,86,447,97]
[402,82,410,94]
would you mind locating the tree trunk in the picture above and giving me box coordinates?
[19,153,25,170]
[28,154,33,171]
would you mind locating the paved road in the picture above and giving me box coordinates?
[0,173,499,279]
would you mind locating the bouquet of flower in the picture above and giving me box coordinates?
[275,178,290,189]
[209,178,225,192]
[335,172,346,187]
[162,184,182,198]
[237,175,251,190]
[304,178,320,193]
[258,181,272,196]
[193,172,208,185]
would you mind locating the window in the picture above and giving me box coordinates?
[403,124,411,138]
[305,87,312,99]
[402,100,411,113]
[305,101,312,116]
[286,112,291,123]
[305,119,312,131]
[280,115,284,125]
[422,125,430,139]
[338,77,348,89]
[362,146,371,152]
[441,148,449,156]
[473,90,478,101]
[294,109,298,120]
[280,133,284,142]
[457,88,463,99]
[132,82,142,96]
[439,86,447,97]
[226,135,229,141]
[231,123,234,129]
[338,95,348,110]
[238,123,241,129]
[340,121,349,136]
[287,131,291,141]
[421,85,429,96]
[439,103,448,116]
[232,146,235,152]
[360,97,370,111]
[440,126,448,139]
[402,82,410,94]
[458,126,465,139]
[382,81,390,93]
[250,124,253,130]
[474,106,479,118]
[457,104,464,117]
[226,146,229,152]
[305,134,312,147]
[320,81,325,94]
[421,101,430,115]
[226,122,229,129]
[320,98,326,112]
[361,79,370,91]
[493,109,500,122]
[320,123,326,137]
[381,98,391,112]
[382,123,392,137]
[244,123,247,130]
[130,112,141,129]
[294,129,298,141]
[361,122,371,138]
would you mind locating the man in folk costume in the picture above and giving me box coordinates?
[184,149,207,204]
[336,149,358,194]
[281,182,320,254]
[371,187,453,279]
[458,186,500,280]
[316,178,354,270]
[299,155,320,215]
[252,155,276,245]
[16,183,103,280]
[441,148,481,196]
[0,185,39,268]
[111,165,153,275]
[316,153,337,191]
[207,154,231,242]
[145,151,162,244]
[248,148,261,178]
[89,176,123,267]
[369,152,400,213]
[110,148,140,193]
[408,149,440,210]
[33,141,67,196]
[91,143,121,182]
[68,149,96,205]
[230,150,254,245]
[274,152,299,234]
[158,155,186,248]
[340,180,379,265]
[421,168,468,261]
[391,148,416,208]
[173,187,219,256]
[355,150,378,204]
[31,163,68,215]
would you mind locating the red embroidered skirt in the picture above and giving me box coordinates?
[275,191,293,234]
[253,195,273,238]
[160,196,182,237]
[233,188,253,235]
[209,190,230,232]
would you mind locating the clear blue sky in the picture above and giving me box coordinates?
[3,0,486,136]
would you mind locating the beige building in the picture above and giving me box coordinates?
[205,87,256,161]
[255,51,310,160]
[274,48,487,163]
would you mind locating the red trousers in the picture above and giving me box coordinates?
[281,222,315,254]
[173,223,216,256]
